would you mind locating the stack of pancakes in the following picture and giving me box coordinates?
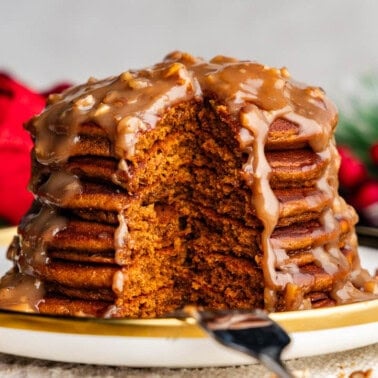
[0,52,376,317]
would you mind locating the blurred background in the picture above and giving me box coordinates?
[0,0,377,228]
[1,0,378,92]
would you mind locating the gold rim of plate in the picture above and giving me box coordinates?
[1,227,377,338]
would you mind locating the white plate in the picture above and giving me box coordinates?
[0,228,377,367]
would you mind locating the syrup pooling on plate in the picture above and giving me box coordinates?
[0,207,67,310]
[0,198,73,312]
[1,51,377,315]
[0,236,46,312]
[0,269,45,312]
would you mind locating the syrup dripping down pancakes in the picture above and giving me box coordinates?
[1,52,377,317]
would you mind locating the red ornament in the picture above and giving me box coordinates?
[370,142,378,166]
[0,73,73,225]
[337,146,368,189]
[354,180,378,208]
[0,72,46,224]
[353,180,378,227]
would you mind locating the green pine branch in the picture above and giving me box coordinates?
[336,73,378,178]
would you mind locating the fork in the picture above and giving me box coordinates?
[182,306,294,378]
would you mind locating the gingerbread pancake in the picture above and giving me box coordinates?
[1,52,376,317]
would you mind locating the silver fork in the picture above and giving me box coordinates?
[182,307,294,378]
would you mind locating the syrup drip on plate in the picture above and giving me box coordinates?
[0,269,45,312]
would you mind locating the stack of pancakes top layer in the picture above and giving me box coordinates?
[1,52,377,317]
